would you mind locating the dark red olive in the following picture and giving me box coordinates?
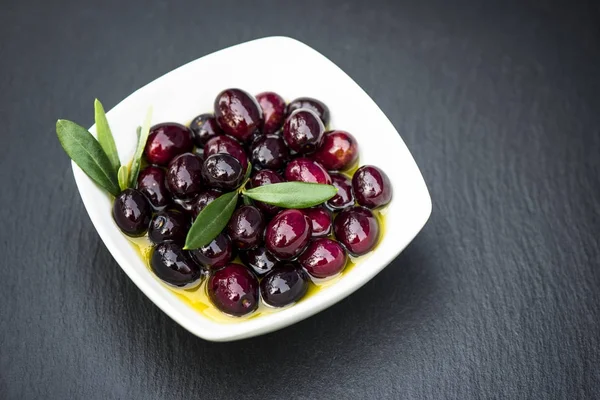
[137,166,171,210]
[190,233,234,269]
[256,91,287,135]
[298,238,347,279]
[287,97,330,126]
[172,195,199,215]
[150,242,202,288]
[333,206,380,256]
[250,170,284,215]
[201,153,244,190]
[352,165,392,208]
[214,88,263,142]
[226,206,265,250]
[246,129,265,148]
[208,263,259,316]
[166,153,204,199]
[327,173,354,210]
[250,134,289,170]
[148,210,190,245]
[144,123,193,166]
[190,113,222,147]
[191,189,222,217]
[312,130,358,171]
[239,246,280,276]
[304,207,332,238]
[283,109,325,154]
[260,263,309,308]
[203,135,249,171]
[285,157,331,184]
[265,209,312,260]
[112,189,152,237]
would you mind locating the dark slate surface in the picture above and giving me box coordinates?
[1,0,599,399]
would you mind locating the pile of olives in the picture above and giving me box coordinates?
[112,89,392,317]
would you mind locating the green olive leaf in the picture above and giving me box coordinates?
[236,161,253,194]
[242,195,253,206]
[243,161,253,182]
[94,99,120,173]
[183,191,239,250]
[118,165,129,191]
[128,107,153,187]
[242,182,337,208]
[56,119,120,196]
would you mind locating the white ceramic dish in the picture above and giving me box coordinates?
[72,36,432,341]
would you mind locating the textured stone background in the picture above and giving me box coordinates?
[1,0,599,398]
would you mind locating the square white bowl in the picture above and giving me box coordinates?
[73,36,432,342]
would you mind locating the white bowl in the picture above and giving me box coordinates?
[73,36,432,341]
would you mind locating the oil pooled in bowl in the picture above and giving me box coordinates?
[129,208,386,324]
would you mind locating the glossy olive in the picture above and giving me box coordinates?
[333,206,380,256]
[298,238,347,279]
[166,153,204,199]
[260,263,309,308]
[148,210,190,245]
[201,153,244,190]
[313,130,358,171]
[304,207,332,237]
[190,113,222,147]
[250,134,289,170]
[112,189,152,237]
[144,123,193,165]
[191,189,222,218]
[287,97,330,126]
[203,135,249,171]
[150,242,202,288]
[208,263,259,316]
[265,209,312,260]
[256,91,287,135]
[239,246,280,276]
[190,233,234,269]
[283,109,325,154]
[246,130,264,148]
[284,157,332,184]
[226,206,265,250]
[327,173,354,210]
[352,165,392,208]
[250,169,284,215]
[137,166,171,210]
[214,88,263,142]
[172,195,199,215]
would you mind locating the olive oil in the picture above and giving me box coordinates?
[130,208,386,324]
[131,138,386,323]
